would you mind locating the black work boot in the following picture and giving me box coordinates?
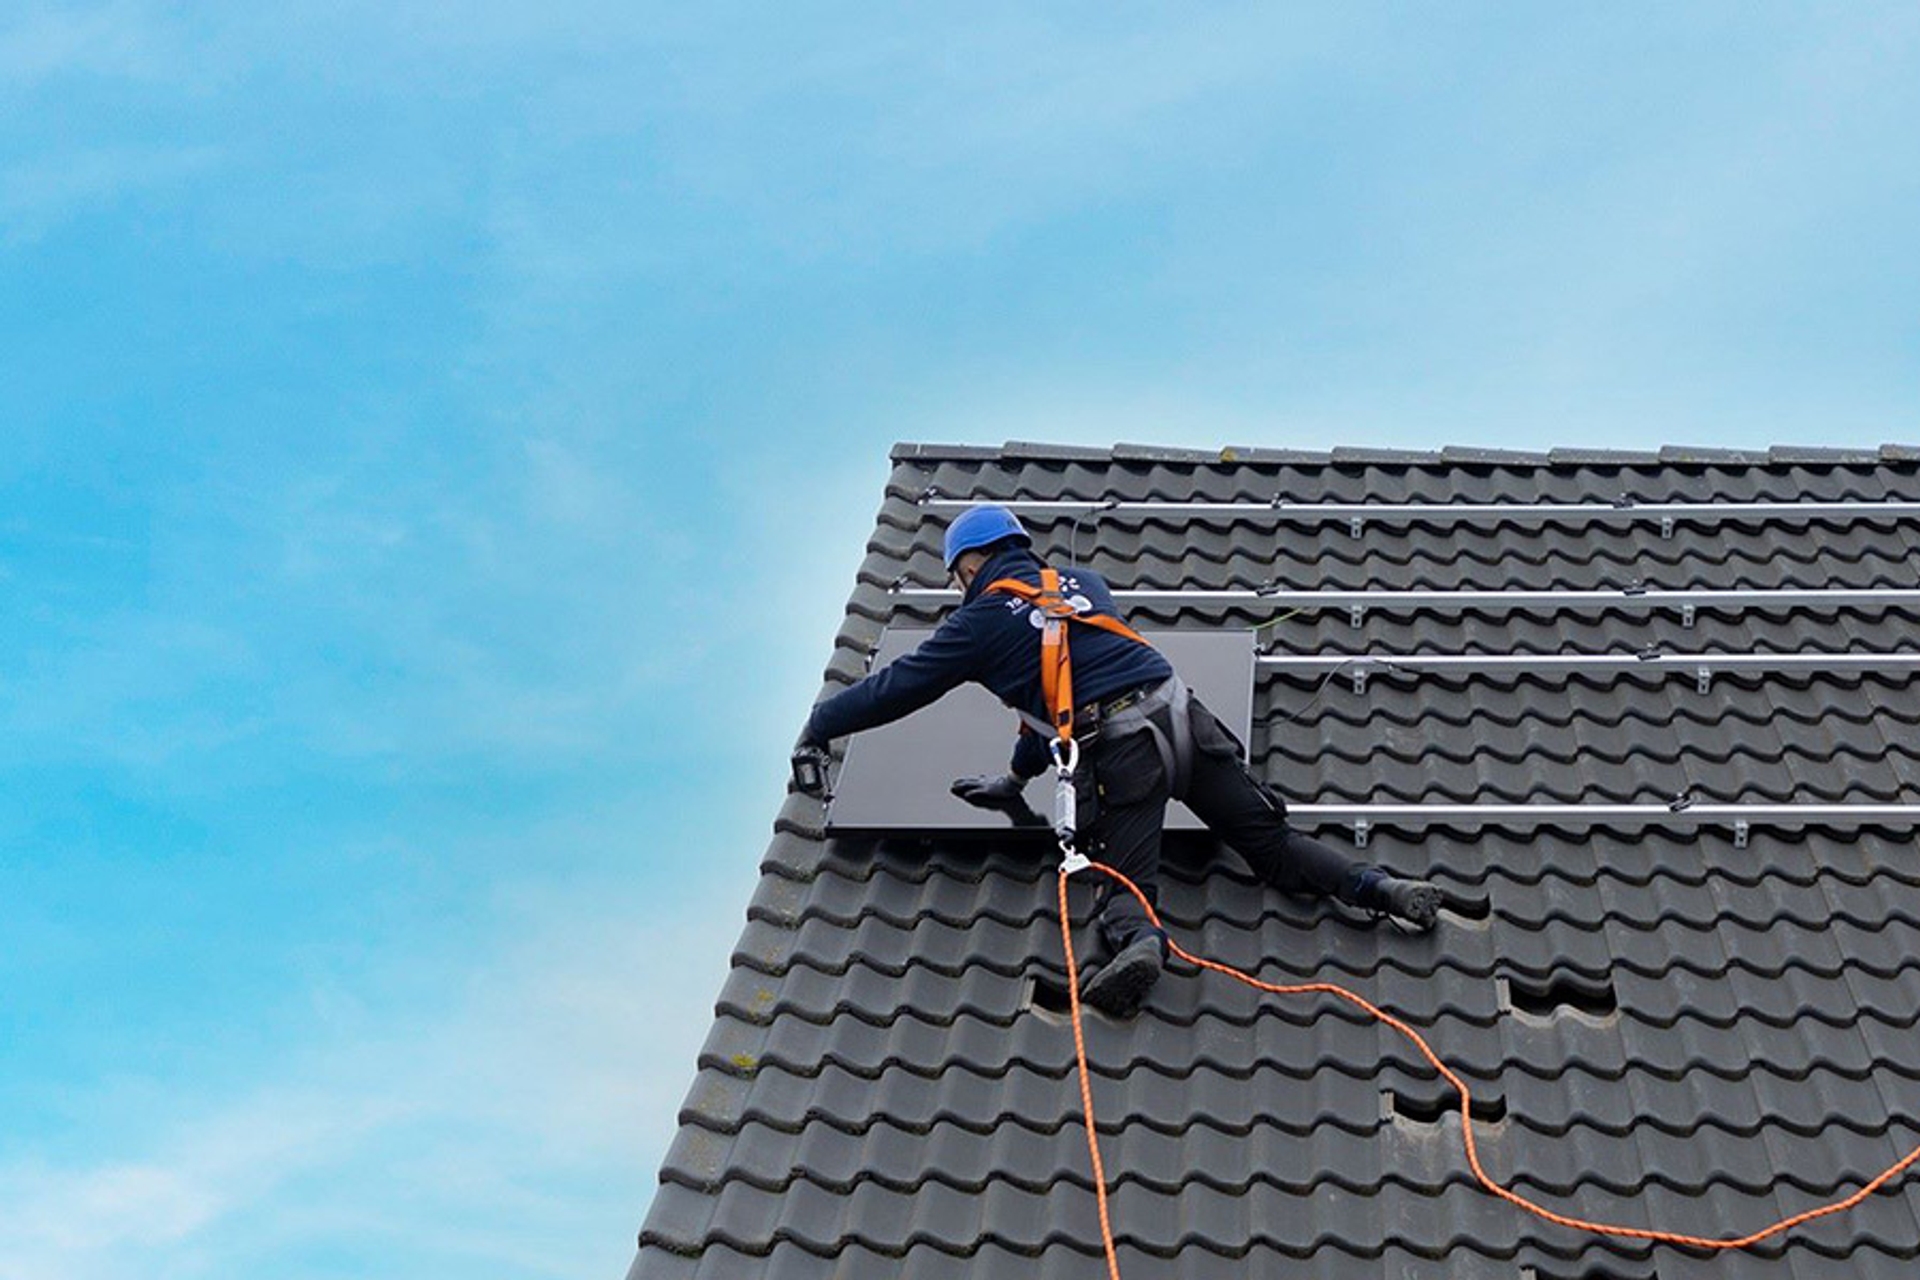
[1374,875,1442,931]
[1344,867,1442,931]
[1080,933,1165,1018]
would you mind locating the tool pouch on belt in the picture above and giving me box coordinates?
[1098,676,1197,802]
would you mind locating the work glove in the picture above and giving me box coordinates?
[951,773,1028,810]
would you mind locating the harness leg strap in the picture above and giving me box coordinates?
[1106,677,1195,802]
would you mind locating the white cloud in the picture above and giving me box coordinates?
[0,1089,390,1280]
[0,608,266,771]
[0,146,220,246]
[0,2,179,86]
[0,869,735,1280]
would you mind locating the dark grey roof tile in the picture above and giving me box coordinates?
[1329,446,1442,465]
[765,807,825,855]
[1110,441,1228,464]
[716,959,1028,1027]
[675,1065,758,1132]
[889,441,1003,463]
[638,1180,727,1255]
[1548,448,1666,466]
[1769,446,1884,464]
[741,871,816,930]
[1440,445,1554,466]
[1660,445,1775,465]
[1216,445,1333,465]
[1000,439,1114,461]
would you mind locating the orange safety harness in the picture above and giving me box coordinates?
[983,568,1154,744]
[983,569,1920,1280]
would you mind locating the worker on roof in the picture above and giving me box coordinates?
[797,503,1441,1018]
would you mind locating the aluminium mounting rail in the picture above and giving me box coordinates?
[891,586,1920,612]
[917,496,1920,529]
[1257,651,1920,678]
[1293,803,1920,823]
[1284,803,1920,848]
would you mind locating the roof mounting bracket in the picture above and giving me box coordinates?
[1351,666,1369,696]
[1348,515,1364,539]
[1349,604,1366,630]
[1696,666,1711,695]
[1681,604,1697,629]
[1734,820,1751,849]
[1661,515,1676,540]
[1353,818,1370,849]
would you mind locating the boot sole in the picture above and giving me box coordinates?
[1393,883,1443,931]
[1080,940,1163,1018]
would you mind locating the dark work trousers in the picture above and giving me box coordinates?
[1078,691,1372,955]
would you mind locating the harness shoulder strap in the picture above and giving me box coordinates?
[982,570,1157,742]
[980,576,1153,646]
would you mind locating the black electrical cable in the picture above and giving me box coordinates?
[1273,655,1419,725]
[1068,499,1118,568]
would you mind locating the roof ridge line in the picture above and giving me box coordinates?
[889,440,1920,467]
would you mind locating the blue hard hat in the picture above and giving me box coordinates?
[943,504,1030,569]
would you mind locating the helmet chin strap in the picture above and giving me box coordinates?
[952,551,988,593]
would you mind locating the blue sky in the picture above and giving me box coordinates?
[3,4,1918,1278]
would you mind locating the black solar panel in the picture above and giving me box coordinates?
[826,628,1254,832]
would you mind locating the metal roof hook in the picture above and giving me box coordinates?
[1668,789,1694,813]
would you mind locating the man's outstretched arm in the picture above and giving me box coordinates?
[801,612,984,747]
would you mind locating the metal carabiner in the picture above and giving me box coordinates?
[1049,736,1089,873]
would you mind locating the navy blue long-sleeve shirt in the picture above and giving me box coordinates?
[804,546,1173,777]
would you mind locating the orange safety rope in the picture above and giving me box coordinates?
[1058,868,1124,1280]
[1056,860,1920,1272]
